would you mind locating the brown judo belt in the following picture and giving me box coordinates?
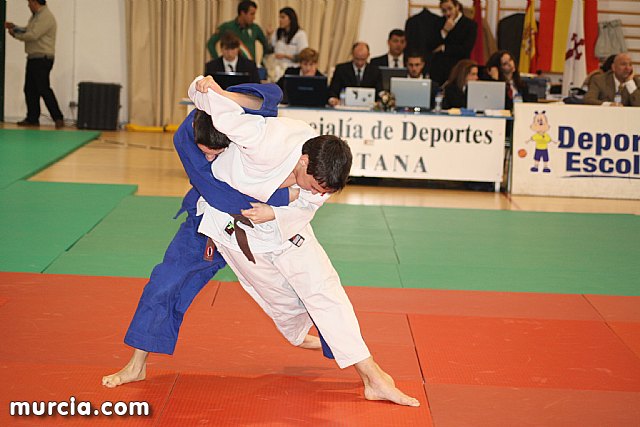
[226,214,256,263]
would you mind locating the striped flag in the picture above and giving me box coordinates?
[538,0,598,74]
[519,0,537,73]
[470,0,485,63]
[562,0,587,95]
[537,0,573,72]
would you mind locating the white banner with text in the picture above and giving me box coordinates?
[279,108,507,183]
[512,103,640,199]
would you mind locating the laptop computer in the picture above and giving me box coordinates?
[391,77,432,109]
[212,72,252,90]
[466,80,506,111]
[344,87,376,108]
[379,66,408,92]
[283,75,328,107]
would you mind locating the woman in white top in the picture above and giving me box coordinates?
[269,7,308,81]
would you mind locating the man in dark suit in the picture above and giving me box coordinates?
[204,32,260,85]
[328,42,382,106]
[429,0,477,86]
[585,53,640,107]
[370,29,406,68]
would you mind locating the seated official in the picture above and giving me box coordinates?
[582,54,616,90]
[204,32,260,84]
[277,48,323,85]
[405,51,428,79]
[370,29,406,68]
[584,53,640,107]
[328,42,382,106]
[484,50,532,109]
[442,59,478,109]
[277,48,324,104]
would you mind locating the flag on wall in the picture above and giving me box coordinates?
[519,0,537,73]
[537,0,598,74]
[562,0,587,95]
[583,0,599,72]
[470,0,485,63]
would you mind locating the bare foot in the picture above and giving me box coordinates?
[355,357,420,407]
[102,349,148,388]
[298,334,322,350]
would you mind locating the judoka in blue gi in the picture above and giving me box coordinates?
[188,76,419,407]
[102,84,328,387]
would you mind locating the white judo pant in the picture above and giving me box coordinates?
[216,226,371,369]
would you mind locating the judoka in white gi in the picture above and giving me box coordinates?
[189,75,420,407]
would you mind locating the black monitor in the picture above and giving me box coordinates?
[379,66,408,92]
[283,75,328,107]
[212,72,252,90]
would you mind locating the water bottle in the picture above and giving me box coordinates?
[545,80,552,100]
[614,91,622,105]
[434,90,443,113]
[339,88,346,106]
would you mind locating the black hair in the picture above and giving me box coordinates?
[388,29,405,40]
[601,54,616,72]
[485,49,526,90]
[193,109,231,150]
[302,135,352,192]
[238,1,257,15]
[405,50,424,61]
[276,7,300,44]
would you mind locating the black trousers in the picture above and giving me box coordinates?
[24,57,63,123]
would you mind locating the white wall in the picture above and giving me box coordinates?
[358,0,409,58]
[4,0,127,125]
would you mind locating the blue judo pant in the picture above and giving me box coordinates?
[124,83,334,358]
[124,210,225,354]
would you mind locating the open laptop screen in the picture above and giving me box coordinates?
[391,77,432,109]
[466,81,506,111]
[379,66,408,92]
[283,75,328,107]
[212,72,252,90]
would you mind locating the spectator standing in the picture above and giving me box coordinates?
[328,42,382,106]
[4,0,64,128]
[370,29,406,68]
[269,7,308,81]
[206,1,270,63]
[429,0,477,86]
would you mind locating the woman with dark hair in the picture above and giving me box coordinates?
[442,59,479,109]
[484,49,530,109]
[270,7,308,80]
[429,0,477,86]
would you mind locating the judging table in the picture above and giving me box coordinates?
[279,106,509,191]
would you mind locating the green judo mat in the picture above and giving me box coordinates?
[41,196,640,296]
[0,129,100,189]
[0,181,136,272]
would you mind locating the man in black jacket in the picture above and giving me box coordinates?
[404,8,441,76]
[205,32,260,85]
[328,42,381,106]
[429,0,477,86]
[370,29,406,69]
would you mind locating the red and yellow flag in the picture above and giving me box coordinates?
[519,0,537,73]
[537,0,599,73]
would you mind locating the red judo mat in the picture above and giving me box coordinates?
[0,272,639,426]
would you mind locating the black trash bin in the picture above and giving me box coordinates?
[77,82,121,130]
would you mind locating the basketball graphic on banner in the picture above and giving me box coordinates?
[518,149,527,158]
